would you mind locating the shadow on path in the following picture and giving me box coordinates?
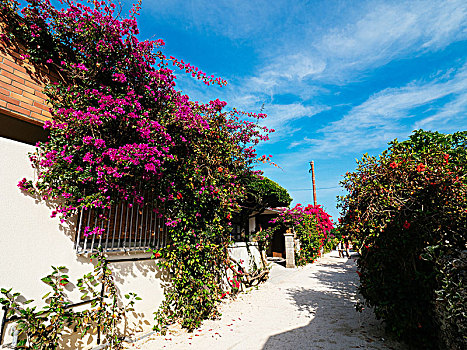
[262,255,404,350]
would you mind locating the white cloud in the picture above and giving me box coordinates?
[415,94,467,131]
[252,103,329,145]
[298,63,467,156]
[258,54,326,83]
[145,0,295,40]
[316,0,467,81]
[288,137,313,149]
[244,0,467,87]
[153,0,467,121]
[261,103,327,128]
[197,0,467,120]
[241,54,326,100]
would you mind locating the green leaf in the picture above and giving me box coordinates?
[41,277,52,284]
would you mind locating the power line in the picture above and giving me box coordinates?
[289,186,341,191]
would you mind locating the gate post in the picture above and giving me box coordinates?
[284,229,295,268]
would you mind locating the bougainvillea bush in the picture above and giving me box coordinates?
[339,130,467,349]
[265,204,333,266]
[1,0,272,331]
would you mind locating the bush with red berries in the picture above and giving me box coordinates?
[339,130,467,349]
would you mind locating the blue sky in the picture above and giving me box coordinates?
[135,0,467,220]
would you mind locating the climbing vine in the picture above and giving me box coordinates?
[0,253,139,349]
[1,0,272,331]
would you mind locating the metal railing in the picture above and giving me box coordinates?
[75,196,168,254]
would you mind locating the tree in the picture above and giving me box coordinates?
[244,175,292,211]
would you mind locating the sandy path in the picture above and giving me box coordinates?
[125,251,405,350]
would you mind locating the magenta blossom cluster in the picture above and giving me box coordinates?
[271,203,333,264]
[4,0,273,236]
[302,204,334,236]
[270,204,333,232]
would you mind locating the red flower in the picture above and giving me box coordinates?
[153,253,161,259]
[356,270,362,277]
[389,161,398,169]
[403,220,411,229]
[176,192,183,199]
[443,153,449,163]
[416,164,426,172]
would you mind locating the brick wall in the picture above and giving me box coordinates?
[0,26,56,126]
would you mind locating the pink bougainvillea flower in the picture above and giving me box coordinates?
[7,0,276,330]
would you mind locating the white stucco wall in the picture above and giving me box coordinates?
[228,242,264,273]
[0,137,164,349]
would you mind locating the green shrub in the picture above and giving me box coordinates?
[339,130,467,349]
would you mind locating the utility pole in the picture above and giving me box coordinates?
[309,161,317,206]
